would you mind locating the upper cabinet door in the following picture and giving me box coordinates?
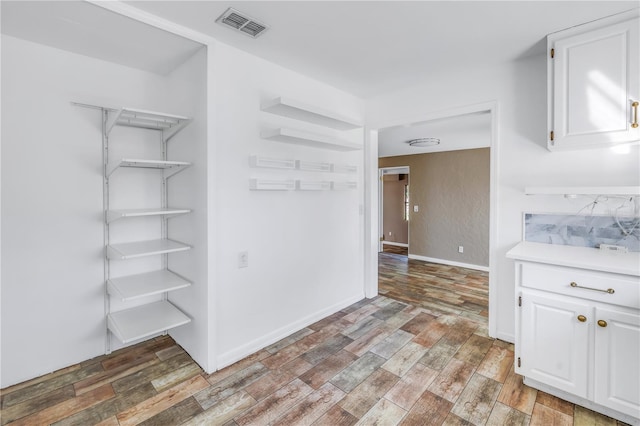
[548,14,639,150]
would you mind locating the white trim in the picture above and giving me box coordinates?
[408,254,489,272]
[215,292,364,369]
[364,129,379,299]
[85,1,216,46]
[382,242,408,248]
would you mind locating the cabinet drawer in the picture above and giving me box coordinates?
[519,262,639,309]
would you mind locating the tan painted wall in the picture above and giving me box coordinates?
[379,148,490,267]
[383,174,408,244]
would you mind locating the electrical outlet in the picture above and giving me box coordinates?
[238,251,248,268]
[413,205,419,212]
[458,246,464,253]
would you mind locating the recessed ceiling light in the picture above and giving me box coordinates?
[407,138,440,147]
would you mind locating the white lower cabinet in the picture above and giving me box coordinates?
[508,242,640,424]
[594,307,640,417]
[519,291,590,398]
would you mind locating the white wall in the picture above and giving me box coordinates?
[366,54,640,342]
[210,42,366,368]
[0,35,206,387]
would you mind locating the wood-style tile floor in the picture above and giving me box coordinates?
[1,257,630,425]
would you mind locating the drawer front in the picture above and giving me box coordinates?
[519,262,640,309]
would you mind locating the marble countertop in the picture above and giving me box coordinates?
[506,241,640,277]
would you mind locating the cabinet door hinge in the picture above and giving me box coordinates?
[550,130,554,141]
[518,296,522,307]
[550,48,555,58]
[517,357,521,368]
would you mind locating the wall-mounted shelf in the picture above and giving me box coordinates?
[262,128,362,151]
[249,179,296,191]
[106,158,191,178]
[261,97,362,130]
[525,186,640,196]
[332,181,358,190]
[249,155,296,170]
[107,270,191,302]
[106,107,192,142]
[332,164,358,174]
[296,160,332,172]
[107,239,191,260]
[107,301,191,344]
[296,180,332,191]
[106,208,191,223]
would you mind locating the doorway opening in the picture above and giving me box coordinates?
[379,166,410,258]
[366,102,498,335]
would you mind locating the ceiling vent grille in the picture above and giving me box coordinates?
[216,8,268,38]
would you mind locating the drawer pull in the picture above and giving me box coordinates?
[570,282,615,294]
[598,320,608,328]
[577,315,587,322]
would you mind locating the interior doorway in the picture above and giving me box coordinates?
[366,101,498,336]
[379,167,410,256]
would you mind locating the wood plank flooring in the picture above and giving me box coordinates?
[1,255,630,425]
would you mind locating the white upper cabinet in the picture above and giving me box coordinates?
[548,10,639,150]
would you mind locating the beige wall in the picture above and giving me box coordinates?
[379,148,490,267]
[383,174,409,244]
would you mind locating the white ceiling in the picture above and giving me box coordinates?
[378,111,491,157]
[1,1,204,75]
[2,1,636,157]
[123,0,637,98]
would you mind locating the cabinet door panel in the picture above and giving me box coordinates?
[594,307,640,418]
[520,291,591,397]
[550,18,639,148]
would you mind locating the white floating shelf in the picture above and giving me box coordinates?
[261,97,362,130]
[107,300,191,344]
[107,107,192,142]
[249,179,296,191]
[106,158,191,178]
[296,180,332,191]
[107,270,191,301]
[296,160,332,172]
[525,186,640,196]
[249,155,296,170]
[332,181,358,190]
[332,164,358,174]
[107,239,191,260]
[262,128,362,151]
[107,208,191,223]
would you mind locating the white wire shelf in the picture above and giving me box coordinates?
[106,107,192,142]
[106,158,191,178]
[296,160,332,172]
[107,239,191,260]
[331,164,358,174]
[261,97,362,130]
[107,270,191,301]
[332,181,358,190]
[261,128,362,151]
[106,208,191,223]
[107,301,191,344]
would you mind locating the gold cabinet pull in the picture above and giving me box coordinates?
[598,320,608,328]
[633,101,639,128]
[570,282,615,294]
[577,315,587,322]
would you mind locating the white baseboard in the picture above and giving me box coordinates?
[214,292,365,370]
[407,254,489,272]
[382,241,408,247]
[494,331,514,344]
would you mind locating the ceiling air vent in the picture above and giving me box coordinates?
[216,8,268,38]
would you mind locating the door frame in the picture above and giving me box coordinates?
[378,166,410,253]
[364,101,499,338]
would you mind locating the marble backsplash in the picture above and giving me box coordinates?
[524,213,640,252]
